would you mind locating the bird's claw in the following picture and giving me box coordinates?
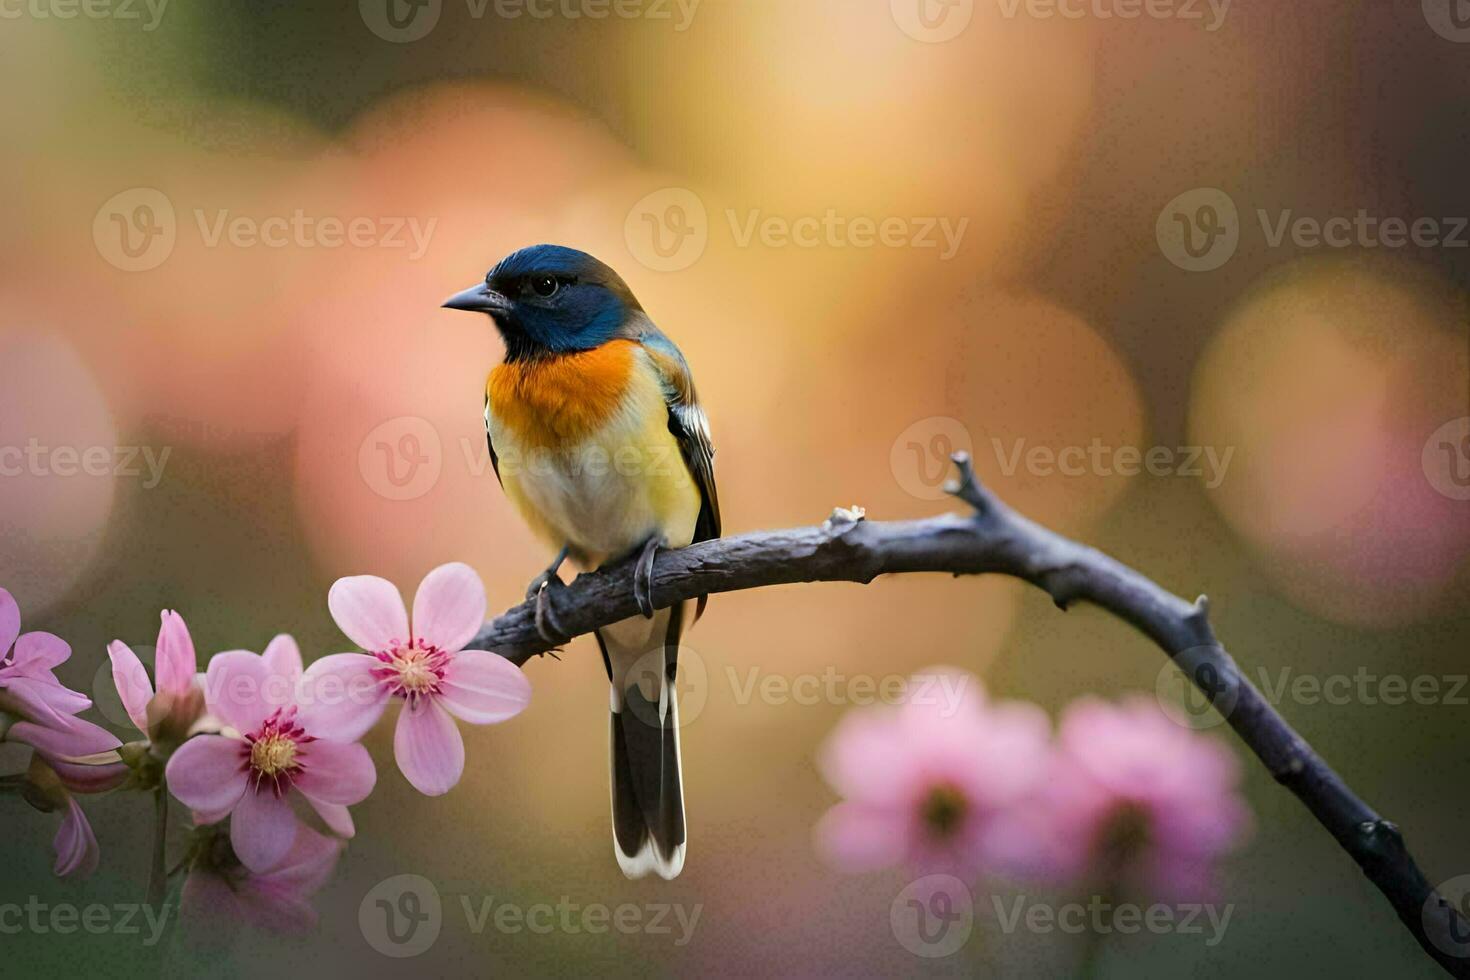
[525,568,562,602]
[633,536,663,619]
[534,579,570,646]
[525,545,571,601]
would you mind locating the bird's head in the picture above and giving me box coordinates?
[442,244,642,360]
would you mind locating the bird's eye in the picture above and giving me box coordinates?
[531,276,559,298]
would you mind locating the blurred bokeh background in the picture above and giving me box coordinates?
[2,0,1468,975]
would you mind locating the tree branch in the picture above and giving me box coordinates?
[470,453,1468,976]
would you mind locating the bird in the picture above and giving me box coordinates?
[442,244,720,880]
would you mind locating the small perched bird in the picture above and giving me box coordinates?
[443,245,719,880]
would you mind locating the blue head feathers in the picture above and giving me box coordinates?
[442,244,643,359]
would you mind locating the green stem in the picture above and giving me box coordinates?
[147,786,168,909]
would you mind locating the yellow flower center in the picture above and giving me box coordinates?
[250,733,298,776]
[392,645,440,695]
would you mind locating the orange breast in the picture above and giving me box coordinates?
[487,339,638,448]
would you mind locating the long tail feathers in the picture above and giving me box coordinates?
[600,606,686,880]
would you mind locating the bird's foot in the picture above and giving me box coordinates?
[632,535,665,619]
[525,545,571,601]
[533,577,570,647]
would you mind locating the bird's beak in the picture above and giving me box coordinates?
[441,282,510,315]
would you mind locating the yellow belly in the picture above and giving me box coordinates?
[489,346,701,567]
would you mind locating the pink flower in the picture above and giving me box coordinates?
[814,669,1053,880]
[21,754,101,878]
[1023,696,1252,900]
[0,588,125,784]
[107,609,209,750]
[0,587,96,731]
[182,823,344,936]
[300,562,531,796]
[53,794,99,877]
[165,637,376,873]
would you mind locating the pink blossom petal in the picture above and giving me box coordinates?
[438,652,531,724]
[156,611,198,698]
[53,796,99,878]
[9,631,71,674]
[204,651,273,735]
[237,826,344,933]
[411,562,487,654]
[0,588,18,658]
[394,698,464,796]
[814,803,909,871]
[1,675,92,727]
[817,708,917,805]
[51,757,129,794]
[261,634,303,686]
[11,716,121,760]
[328,576,409,653]
[305,797,356,838]
[294,740,376,806]
[107,640,154,733]
[231,788,299,874]
[255,824,344,894]
[165,734,248,815]
[192,805,236,826]
[296,654,389,742]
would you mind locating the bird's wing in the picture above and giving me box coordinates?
[637,327,721,549]
[483,394,502,488]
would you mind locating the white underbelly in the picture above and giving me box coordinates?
[494,405,700,566]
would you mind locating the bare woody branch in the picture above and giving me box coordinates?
[470,453,1468,977]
